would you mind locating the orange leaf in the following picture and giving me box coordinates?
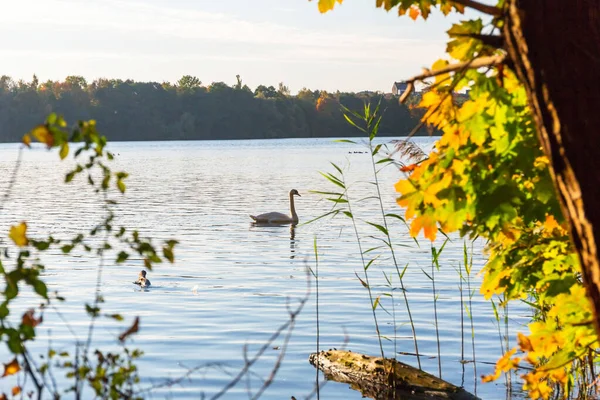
[408,6,420,20]
[410,214,438,241]
[400,163,417,173]
[22,309,43,328]
[0,393,6,400]
[518,332,534,352]
[11,386,20,396]
[1,358,20,377]
[30,125,54,148]
[543,215,559,232]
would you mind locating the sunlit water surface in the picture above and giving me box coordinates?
[0,138,526,399]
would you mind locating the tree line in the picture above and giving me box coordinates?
[0,74,431,142]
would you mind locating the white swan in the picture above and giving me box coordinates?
[134,270,151,288]
[250,189,301,224]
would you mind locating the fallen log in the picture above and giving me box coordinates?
[309,350,480,400]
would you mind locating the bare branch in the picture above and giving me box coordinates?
[451,0,503,17]
[209,268,311,400]
[399,54,506,104]
[450,33,504,49]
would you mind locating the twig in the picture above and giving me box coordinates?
[250,300,296,400]
[209,269,311,400]
[451,0,503,17]
[50,304,80,341]
[46,333,60,396]
[79,195,111,397]
[0,146,23,216]
[22,349,43,400]
[313,237,321,400]
[399,54,506,103]
[135,362,232,394]
[244,344,253,399]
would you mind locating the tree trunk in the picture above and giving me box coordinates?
[504,0,600,332]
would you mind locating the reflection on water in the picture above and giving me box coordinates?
[0,138,525,399]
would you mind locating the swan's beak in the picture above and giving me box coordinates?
[296,193,301,197]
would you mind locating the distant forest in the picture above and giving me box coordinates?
[0,74,435,143]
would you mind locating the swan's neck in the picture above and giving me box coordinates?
[289,193,298,223]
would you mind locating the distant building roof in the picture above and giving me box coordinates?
[392,81,409,96]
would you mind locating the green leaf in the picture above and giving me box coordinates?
[319,172,345,189]
[117,179,126,194]
[32,280,48,299]
[309,190,342,196]
[385,213,406,223]
[116,252,129,263]
[163,247,174,263]
[65,171,76,183]
[59,142,69,160]
[373,295,381,310]
[421,269,433,280]
[398,263,409,280]
[355,272,368,288]
[330,162,343,175]
[366,222,388,236]
[0,302,9,319]
[107,313,124,321]
[333,139,357,144]
[5,281,18,301]
[372,143,382,156]
[85,304,100,317]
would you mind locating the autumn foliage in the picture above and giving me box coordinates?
[316,0,598,398]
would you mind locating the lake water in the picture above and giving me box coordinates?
[0,138,526,399]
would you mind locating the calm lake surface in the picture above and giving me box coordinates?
[0,138,526,399]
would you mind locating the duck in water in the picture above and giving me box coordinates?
[134,270,151,288]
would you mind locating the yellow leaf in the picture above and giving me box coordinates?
[1,358,20,377]
[22,134,31,148]
[394,178,416,197]
[534,155,550,169]
[432,59,450,84]
[30,125,54,148]
[59,142,69,160]
[9,222,28,247]
[482,348,518,383]
[317,0,343,13]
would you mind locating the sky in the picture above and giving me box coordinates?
[1,0,474,93]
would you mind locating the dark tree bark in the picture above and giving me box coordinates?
[503,0,600,332]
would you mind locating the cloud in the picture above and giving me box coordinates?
[1,0,442,49]
[0,0,448,91]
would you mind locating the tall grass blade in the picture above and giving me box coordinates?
[313,236,321,400]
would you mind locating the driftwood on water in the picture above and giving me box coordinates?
[309,350,480,400]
